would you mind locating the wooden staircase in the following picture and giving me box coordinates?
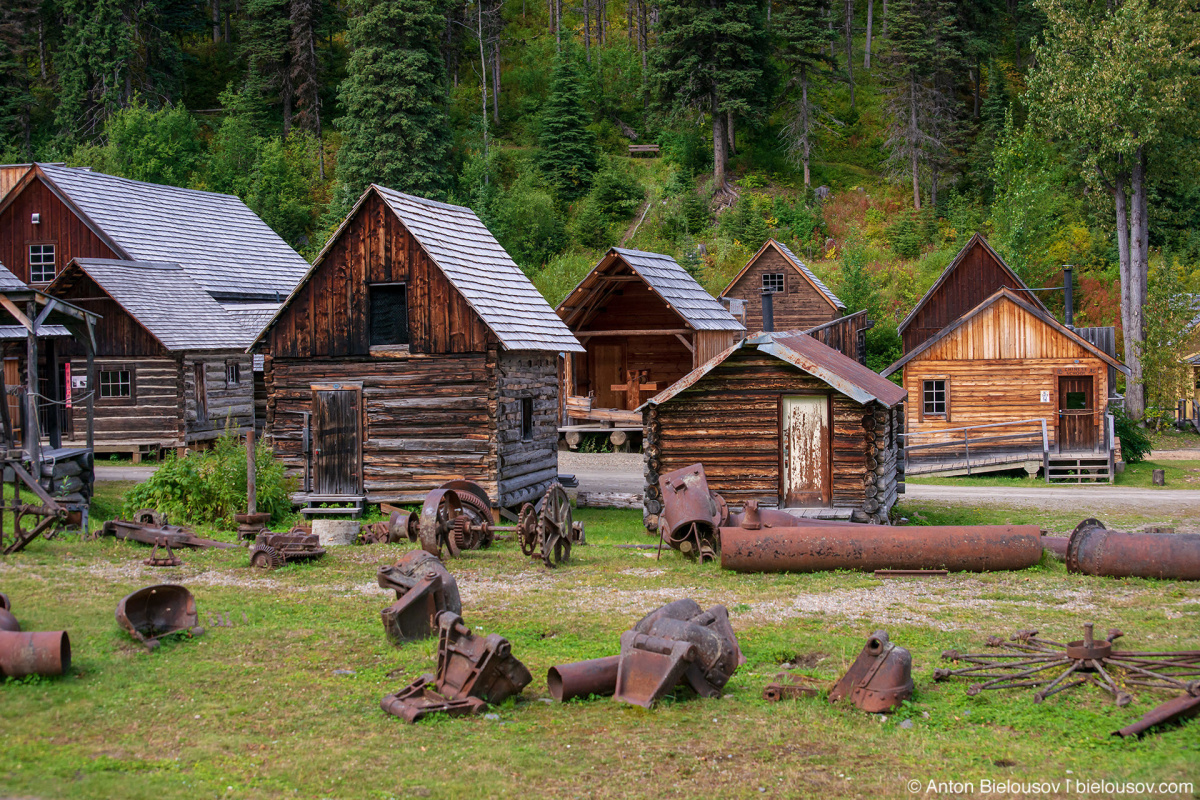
[1046,454,1112,484]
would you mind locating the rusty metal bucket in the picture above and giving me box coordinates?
[377,550,462,645]
[829,630,913,713]
[0,629,71,678]
[1067,519,1200,581]
[547,656,622,702]
[116,584,202,649]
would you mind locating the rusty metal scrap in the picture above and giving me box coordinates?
[763,672,821,702]
[98,517,240,550]
[380,611,532,723]
[143,537,182,567]
[1113,691,1200,738]
[249,529,325,570]
[116,584,203,650]
[656,464,723,563]
[829,631,914,713]
[547,656,622,702]
[0,593,17,632]
[377,550,462,645]
[359,511,413,545]
[935,622,1200,706]
[1067,519,1200,581]
[0,629,71,678]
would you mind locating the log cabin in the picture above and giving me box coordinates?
[556,247,744,439]
[252,185,583,513]
[899,233,1051,355]
[718,238,846,333]
[641,332,907,529]
[882,288,1129,483]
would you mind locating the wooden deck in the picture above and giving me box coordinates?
[906,448,1113,483]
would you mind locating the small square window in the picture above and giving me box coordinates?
[521,397,534,441]
[100,369,131,399]
[762,273,785,294]
[923,379,947,416]
[29,244,55,283]
[226,362,241,387]
[370,284,409,346]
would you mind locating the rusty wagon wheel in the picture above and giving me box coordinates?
[517,503,539,556]
[419,489,464,559]
[439,480,493,548]
[537,483,572,568]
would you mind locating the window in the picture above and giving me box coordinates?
[226,362,241,387]
[1065,391,1087,410]
[762,273,785,294]
[521,397,534,441]
[100,369,131,399]
[923,379,947,416]
[29,243,55,283]
[370,284,410,346]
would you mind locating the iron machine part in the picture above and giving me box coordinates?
[359,511,412,545]
[656,464,724,563]
[116,584,204,650]
[380,611,532,723]
[248,529,326,570]
[763,672,822,702]
[1113,691,1200,738]
[97,516,240,550]
[0,593,19,632]
[547,656,622,702]
[143,537,183,567]
[377,550,463,645]
[0,629,71,678]
[1067,519,1200,581]
[935,622,1200,706]
[829,630,914,713]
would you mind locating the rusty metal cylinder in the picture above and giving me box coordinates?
[1067,520,1200,581]
[547,655,621,702]
[0,608,19,632]
[720,524,1044,573]
[0,630,71,678]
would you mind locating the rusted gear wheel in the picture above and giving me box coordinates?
[250,544,284,570]
[451,515,476,551]
[440,480,493,548]
[517,503,539,556]
[419,489,464,559]
[536,483,573,567]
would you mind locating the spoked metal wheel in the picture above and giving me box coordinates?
[537,483,572,567]
[419,489,464,559]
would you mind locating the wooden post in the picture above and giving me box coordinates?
[46,337,60,449]
[85,338,95,450]
[246,426,257,515]
[24,301,39,470]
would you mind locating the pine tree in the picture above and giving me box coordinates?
[241,0,293,132]
[776,0,835,187]
[537,42,598,200]
[742,201,769,250]
[681,190,709,234]
[290,0,325,177]
[0,0,38,158]
[334,0,453,207]
[55,0,134,140]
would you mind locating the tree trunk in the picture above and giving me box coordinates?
[479,0,489,158]
[628,0,633,39]
[910,73,920,209]
[712,92,732,199]
[556,0,562,49]
[844,0,855,107]
[1114,164,1134,415]
[727,111,736,155]
[491,39,501,122]
[1127,147,1148,419]
[585,0,592,62]
[881,0,887,37]
[801,67,811,187]
[864,0,873,68]
[38,21,47,80]
[212,0,220,44]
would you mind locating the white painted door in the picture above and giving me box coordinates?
[782,395,830,507]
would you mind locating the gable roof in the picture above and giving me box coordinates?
[3,164,310,301]
[55,258,256,351]
[882,287,1129,377]
[254,185,582,353]
[898,233,1050,333]
[0,261,27,291]
[720,239,845,311]
[644,331,906,409]
[558,247,744,331]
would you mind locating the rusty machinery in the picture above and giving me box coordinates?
[96,512,240,551]
[1067,519,1200,581]
[248,528,326,570]
[0,595,71,679]
[380,611,532,723]
[377,550,462,645]
[934,622,1200,706]
[116,584,204,650]
[143,537,183,567]
[828,630,914,712]
[1113,691,1200,738]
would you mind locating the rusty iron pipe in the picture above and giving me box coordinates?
[720,524,1043,573]
[0,629,71,678]
[1113,691,1200,738]
[547,655,622,702]
[1067,520,1200,581]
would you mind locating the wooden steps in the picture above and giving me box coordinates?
[1046,455,1112,484]
[293,493,367,517]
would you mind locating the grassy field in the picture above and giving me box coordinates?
[1,486,1198,799]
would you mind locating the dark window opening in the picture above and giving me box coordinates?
[370,284,410,346]
[762,273,785,294]
[100,369,131,398]
[29,243,55,283]
[521,397,534,441]
[1065,391,1087,410]
[923,379,947,416]
[226,362,241,387]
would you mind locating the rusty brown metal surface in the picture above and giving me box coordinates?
[1066,519,1200,581]
[234,511,271,541]
[721,523,1043,573]
[763,672,821,701]
[657,464,723,562]
[547,656,622,702]
[0,629,71,678]
[99,518,240,550]
[1042,537,1069,560]
[249,529,325,569]
[378,550,462,645]
[1113,691,1200,738]
[0,595,19,632]
[874,569,948,579]
[116,584,203,650]
[143,537,182,567]
[829,631,914,712]
[380,611,532,723]
[935,622,1200,706]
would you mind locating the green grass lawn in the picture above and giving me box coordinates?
[1,497,1197,799]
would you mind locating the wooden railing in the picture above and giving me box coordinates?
[1176,399,1199,431]
[900,418,1050,480]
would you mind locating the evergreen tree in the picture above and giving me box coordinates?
[103,101,203,186]
[678,235,703,278]
[537,42,598,200]
[241,0,293,132]
[742,201,769,250]
[967,61,1007,201]
[681,190,709,234]
[0,0,38,158]
[334,0,453,207]
[55,0,133,139]
[776,0,835,187]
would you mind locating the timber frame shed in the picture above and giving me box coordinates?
[718,238,846,333]
[252,184,583,511]
[641,331,907,529]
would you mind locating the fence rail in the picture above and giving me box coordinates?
[900,418,1050,480]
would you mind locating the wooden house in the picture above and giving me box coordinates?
[642,332,907,528]
[556,247,744,435]
[718,239,846,333]
[899,233,1051,355]
[0,163,310,458]
[882,288,1129,482]
[252,185,583,512]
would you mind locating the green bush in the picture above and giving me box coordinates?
[888,213,924,258]
[590,164,644,221]
[1113,407,1152,464]
[123,429,296,526]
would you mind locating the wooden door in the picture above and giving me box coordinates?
[1058,375,1095,451]
[592,343,625,409]
[781,395,830,507]
[313,388,361,495]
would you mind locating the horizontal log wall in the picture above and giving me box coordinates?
[184,352,255,441]
[495,350,559,507]
[67,355,184,447]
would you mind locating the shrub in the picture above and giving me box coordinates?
[590,164,644,221]
[123,429,296,526]
[888,213,924,258]
[1113,407,1152,464]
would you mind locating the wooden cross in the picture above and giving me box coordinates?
[611,370,659,410]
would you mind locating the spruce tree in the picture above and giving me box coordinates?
[334,0,452,207]
[538,42,598,200]
[776,0,834,187]
[240,0,293,132]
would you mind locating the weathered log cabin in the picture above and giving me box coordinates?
[252,185,583,512]
[899,233,1051,355]
[883,288,1129,483]
[718,239,846,333]
[556,247,744,436]
[642,332,907,528]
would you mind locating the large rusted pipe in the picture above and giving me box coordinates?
[1067,520,1200,581]
[0,630,71,678]
[720,524,1044,573]
[547,655,621,702]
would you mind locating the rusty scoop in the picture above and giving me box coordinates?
[829,630,913,713]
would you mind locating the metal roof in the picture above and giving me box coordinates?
[60,259,257,351]
[33,164,310,300]
[603,248,745,330]
[0,324,71,339]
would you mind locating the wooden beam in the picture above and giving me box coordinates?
[577,328,692,338]
[0,295,32,331]
[33,297,57,328]
[674,333,695,353]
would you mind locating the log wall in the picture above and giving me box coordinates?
[721,245,840,333]
[183,352,255,442]
[495,351,559,507]
[66,355,184,447]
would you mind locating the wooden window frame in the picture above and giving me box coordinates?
[920,377,950,422]
[368,282,410,351]
[521,396,534,442]
[762,272,786,294]
[27,241,57,285]
[97,363,136,406]
[225,360,241,388]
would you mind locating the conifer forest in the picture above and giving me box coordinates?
[2,0,1199,419]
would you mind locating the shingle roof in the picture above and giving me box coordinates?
[62,259,256,351]
[0,261,27,291]
[220,302,282,341]
[0,324,71,339]
[609,248,744,330]
[34,164,310,300]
